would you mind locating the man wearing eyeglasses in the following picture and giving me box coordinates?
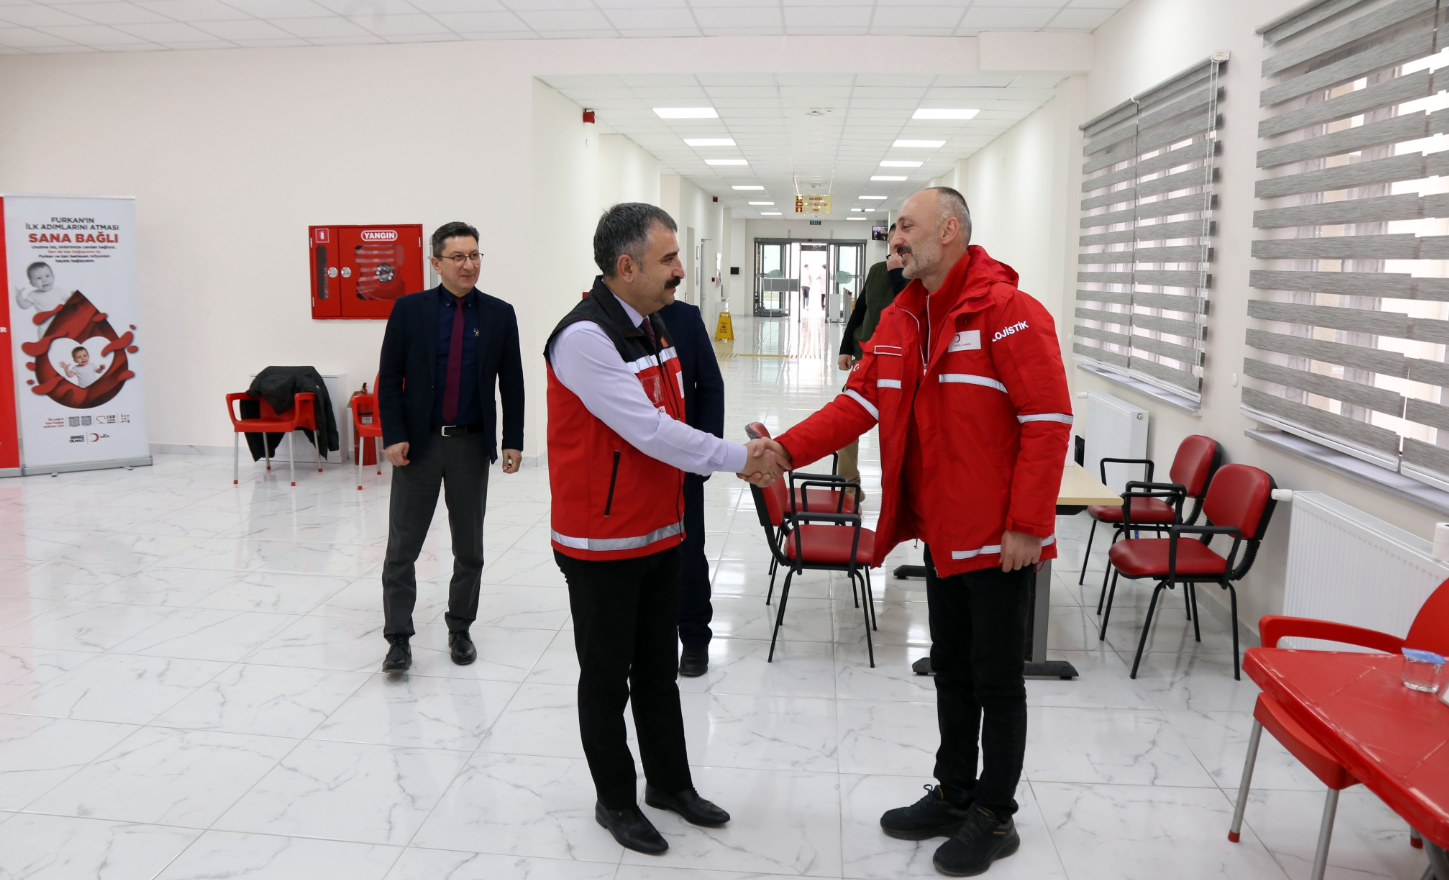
[376,221,525,673]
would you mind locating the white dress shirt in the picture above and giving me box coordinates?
[548,291,748,477]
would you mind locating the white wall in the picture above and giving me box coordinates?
[598,133,661,214]
[958,0,1449,633]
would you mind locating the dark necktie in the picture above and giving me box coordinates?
[639,317,656,350]
[442,298,465,423]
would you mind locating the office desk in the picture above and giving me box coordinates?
[895,463,1122,680]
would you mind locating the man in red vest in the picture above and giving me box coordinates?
[761,187,1072,876]
[545,203,783,855]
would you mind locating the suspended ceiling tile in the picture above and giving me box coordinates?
[604,6,695,28]
[0,3,92,24]
[57,3,171,24]
[691,6,778,26]
[194,17,296,38]
[278,15,371,35]
[114,19,213,38]
[432,10,530,29]
[960,6,1055,27]
[222,0,335,17]
[38,21,139,41]
[516,8,611,29]
[1050,7,1112,28]
[353,13,450,33]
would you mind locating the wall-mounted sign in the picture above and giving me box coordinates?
[795,195,831,214]
[809,220,823,226]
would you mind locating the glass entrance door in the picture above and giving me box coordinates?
[829,242,865,323]
[754,240,797,317]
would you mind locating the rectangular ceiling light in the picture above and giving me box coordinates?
[871,175,908,181]
[913,108,978,120]
[847,216,867,221]
[851,207,864,212]
[761,211,782,215]
[859,195,888,200]
[733,185,765,190]
[894,139,945,148]
[748,201,774,205]
[706,159,748,166]
[655,107,719,119]
[880,160,923,168]
[685,137,735,146]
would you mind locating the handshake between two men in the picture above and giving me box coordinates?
[736,437,793,487]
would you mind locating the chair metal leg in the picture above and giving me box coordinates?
[850,570,859,608]
[768,569,795,662]
[316,431,322,473]
[1078,519,1097,585]
[865,566,877,630]
[1227,581,1242,681]
[289,431,296,487]
[1190,582,1202,643]
[766,556,779,605]
[1310,787,1340,880]
[856,569,874,668]
[233,433,239,485]
[1228,719,1262,842]
[264,434,271,471]
[375,437,381,475]
[357,436,364,490]
[1099,569,1120,641]
[1184,581,1192,620]
[1129,580,1167,679]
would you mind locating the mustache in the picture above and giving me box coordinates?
[665,277,682,289]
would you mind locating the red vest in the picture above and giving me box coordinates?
[545,280,688,561]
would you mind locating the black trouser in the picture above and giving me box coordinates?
[555,546,692,809]
[676,476,713,652]
[926,546,1031,817]
[381,431,490,637]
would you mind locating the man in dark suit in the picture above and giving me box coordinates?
[377,221,525,672]
[656,300,725,677]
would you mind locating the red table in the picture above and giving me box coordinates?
[1244,647,1449,871]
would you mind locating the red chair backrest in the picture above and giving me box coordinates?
[1201,463,1275,540]
[292,393,319,430]
[1407,578,1449,656]
[1169,435,1220,497]
[745,421,788,529]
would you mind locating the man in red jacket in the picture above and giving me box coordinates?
[764,187,1072,876]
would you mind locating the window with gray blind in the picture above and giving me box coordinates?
[1246,0,1449,491]
[1074,57,1224,403]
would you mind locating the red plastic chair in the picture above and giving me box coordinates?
[1100,463,1279,679]
[1080,435,1222,599]
[352,372,383,490]
[745,422,878,667]
[226,391,320,487]
[1225,579,1449,880]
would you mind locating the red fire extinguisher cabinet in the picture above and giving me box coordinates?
[310,224,424,320]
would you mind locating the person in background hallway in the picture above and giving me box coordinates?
[835,232,907,491]
[545,203,783,855]
[376,221,524,673]
[759,188,1072,877]
[657,298,726,677]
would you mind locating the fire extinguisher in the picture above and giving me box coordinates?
[350,383,379,467]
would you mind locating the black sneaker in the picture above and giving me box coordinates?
[880,784,970,840]
[382,636,411,672]
[932,805,1019,877]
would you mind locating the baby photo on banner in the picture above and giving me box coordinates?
[2,195,149,473]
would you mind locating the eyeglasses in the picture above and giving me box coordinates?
[438,252,483,266]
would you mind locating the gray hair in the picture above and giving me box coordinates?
[925,186,972,244]
[431,221,479,258]
[594,203,677,277]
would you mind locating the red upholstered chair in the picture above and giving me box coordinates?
[1225,580,1449,880]
[352,373,383,490]
[1099,463,1279,679]
[226,391,320,487]
[745,422,878,667]
[1079,436,1222,605]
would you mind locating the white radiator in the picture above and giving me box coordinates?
[1281,492,1449,651]
[1079,391,1149,494]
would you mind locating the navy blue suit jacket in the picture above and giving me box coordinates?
[378,285,524,462]
[658,301,725,483]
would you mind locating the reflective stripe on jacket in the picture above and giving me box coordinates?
[545,281,687,561]
[776,245,1073,577]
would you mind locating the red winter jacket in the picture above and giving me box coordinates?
[776,245,1072,577]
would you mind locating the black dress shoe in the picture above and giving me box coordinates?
[678,648,708,677]
[382,636,411,672]
[449,630,476,665]
[595,802,668,854]
[644,785,730,826]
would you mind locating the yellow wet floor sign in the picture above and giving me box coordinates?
[714,310,735,342]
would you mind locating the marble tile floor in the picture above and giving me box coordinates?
[0,315,1430,879]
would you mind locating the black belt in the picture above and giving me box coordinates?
[431,424,486,437]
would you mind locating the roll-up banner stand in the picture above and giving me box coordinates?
[0,195,150,476]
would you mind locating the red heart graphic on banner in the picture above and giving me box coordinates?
[20,291,138,409]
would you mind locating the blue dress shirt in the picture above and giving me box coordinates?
[431,289,484,426]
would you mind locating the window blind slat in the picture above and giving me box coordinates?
[1082,142,1214,192]
[1075,325,1132,346]
[1408,318,1449,343]
[1138,167,1214,198]
[1079,228,1140,246]
[1260,30,1434,107]
[1131,334,1205,364]
[1248,269,1413,296]
[1137,116,1218,155]
[1260,0,1372,45]
[1243,357,1406,413]
[1136,193,1212,220]
[1129,356,1202,390]
[1077,250,1138,264]
[1261,0,1434,76]
[1136,87,1214,133]
[1405,398,1449,431]
[1076,289,1134,305]
[1135,269,1210,287]
[1253,192,1423,228]
[1072,343,1131,367]
[1081,188,1137,210]
[1407,357,1449,385]
[1257,111,1427,169]
[1075,307,1134,326]
[1128,217,1214,242]
[1401,437,1449,475]
[1134,291,1210,312]
[1246,328,1408,374]
[1080,207,1138,229]
[1083,123,1138,157]
[1247,298,1414,335]
[1254,152,1427,199]
[1258,66,1432,138]
[1133,314,1204,337]
[1077,271,1134,284]
[1251,233,1420,259]
[1242,387,1403,454]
